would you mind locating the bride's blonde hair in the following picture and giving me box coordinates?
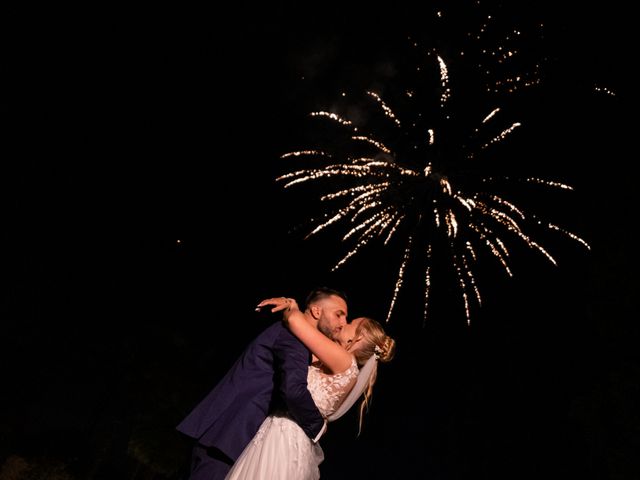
[349,317,396,434]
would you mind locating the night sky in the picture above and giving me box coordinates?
[2,1,637,479]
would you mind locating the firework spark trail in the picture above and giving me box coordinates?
[437,55,451,106]
[384,214,406,244]
[386,236,413,323]
[481,122,521,149]
[469,222,513,277]
[423,245,432,325]
[278,6,590,325]
[367,91,402,127]
[453,251,471,324]
[547,223,591,249]
[309,111,353,126]
[352,136,392,154]
[281,150,330,159]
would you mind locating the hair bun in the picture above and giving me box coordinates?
[377,336,396,363]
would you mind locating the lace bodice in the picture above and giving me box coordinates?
[307,356,359,417]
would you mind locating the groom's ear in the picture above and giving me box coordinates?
[310,304,321,319]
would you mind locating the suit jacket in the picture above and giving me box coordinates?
[176,321,325,461]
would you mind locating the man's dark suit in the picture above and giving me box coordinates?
[176,321,325,479]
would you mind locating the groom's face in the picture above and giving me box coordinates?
[315,295,348,340]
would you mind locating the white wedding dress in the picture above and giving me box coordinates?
[225,357,359,480]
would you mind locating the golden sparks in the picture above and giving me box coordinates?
[594,86,616,97]
[310,111,353,126]
[281,150,330,159]
[278,7,588,325]
[367,91,402,127]
[437,56,451,106]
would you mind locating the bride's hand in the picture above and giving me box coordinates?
[256,297,298,313]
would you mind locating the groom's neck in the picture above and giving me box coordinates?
[303,310,319,329]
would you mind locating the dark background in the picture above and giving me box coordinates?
[2,1,636,479]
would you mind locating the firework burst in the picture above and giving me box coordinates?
[278,4,590,325]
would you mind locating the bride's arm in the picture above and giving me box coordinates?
[257,297,353,374]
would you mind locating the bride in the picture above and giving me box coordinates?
[225,296,396,480]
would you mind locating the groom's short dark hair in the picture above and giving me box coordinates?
[304,287,348,310]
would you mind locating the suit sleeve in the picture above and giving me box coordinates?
[274,329,326,441]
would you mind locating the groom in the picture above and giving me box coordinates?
[176,287,348,480]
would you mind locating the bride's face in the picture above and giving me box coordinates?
[336,317,364,350]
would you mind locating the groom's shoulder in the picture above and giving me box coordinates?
[254,322,305,349]
[252,320,286,340]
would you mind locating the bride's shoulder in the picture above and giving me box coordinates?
[334,355,358,377]
[311,355,357,377]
